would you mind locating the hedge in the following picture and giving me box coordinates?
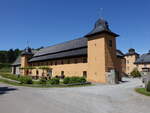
[63,77,86,84]
[19,76,33,84]
[39,77,47,84]
[49,78,60,85]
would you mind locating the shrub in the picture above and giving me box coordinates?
[49,78,60,85]
[135,88,150,96]
[79,77,86,83]
[63,77,70,84]
[39,77,47,84]
[69,77,80,83]
[63,77,86,84]
[146,81,150,92]
[130,68,141,78]
[19,76,33,84]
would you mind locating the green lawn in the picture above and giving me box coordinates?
[135,88,150,96]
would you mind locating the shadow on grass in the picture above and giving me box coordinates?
[0,87,17,95]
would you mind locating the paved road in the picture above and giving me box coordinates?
[0,78,150,113]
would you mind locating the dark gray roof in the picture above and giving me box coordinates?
[12,49,38,66]
[116,50,124,57]
[33,37,87,57]
[135,53,150,64]
[29,37,124,62]
[11,56,21,66]
[29,48,87,62]
[21,47,34,56]
[125,48,139,56]
[85,18,119,37]
[12,37,124,64]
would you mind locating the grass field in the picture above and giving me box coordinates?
[0,63,11,72]
[135,88,150,96]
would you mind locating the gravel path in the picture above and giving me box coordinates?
[0,78,150,113]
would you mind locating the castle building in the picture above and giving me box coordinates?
[135,50,150,72]
[12,18,125,83]
[124,48,139,75]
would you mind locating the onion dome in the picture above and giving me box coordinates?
[85,18,119,37]
[21,47,33,56]
[125,48,139,56]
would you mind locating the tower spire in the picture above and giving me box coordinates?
[100,8,103,19]
[27,40,30,48]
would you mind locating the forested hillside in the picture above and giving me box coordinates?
[0,49,21,63]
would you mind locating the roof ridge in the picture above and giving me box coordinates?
[39,37,86,51]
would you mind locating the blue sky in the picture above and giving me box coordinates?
[0,0,150,54]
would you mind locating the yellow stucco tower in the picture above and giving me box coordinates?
[85,18,119,83]
[124,48,139,75]
[20,47,33,75]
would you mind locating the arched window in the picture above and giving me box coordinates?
[83,71,87,78]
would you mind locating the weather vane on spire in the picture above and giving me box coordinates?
[100,8,103,19]
[27,40,30,48]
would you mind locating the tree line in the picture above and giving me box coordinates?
[0,49,21,63]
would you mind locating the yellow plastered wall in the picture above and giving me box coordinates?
[87,35,106,83]
[30,58,88,77]
[21,56,28,68]
[21,56,29,75]
[87,33,118,83]
[125,55,138,74]
[51,63,87,77]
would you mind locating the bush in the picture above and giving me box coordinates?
[63,77,86,84]
[19,76,33,84]
[63,77,70,84]
[135,88,150,96]
[146,81,150,92]
[79,77,86,83]
[39,77,47,84]
[130,68,141,78]
[49,78,60,85]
